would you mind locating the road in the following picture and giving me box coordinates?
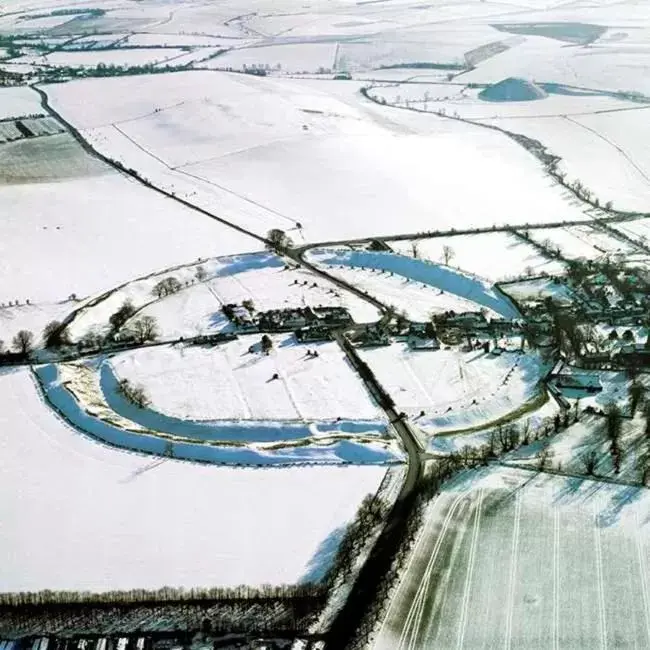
[324,332,424,649]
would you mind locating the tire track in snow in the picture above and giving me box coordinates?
[594,504,608,650]
[635,508,650,648]
[456,489,483,650]
[395,491,467,650]
[504,490,522,650]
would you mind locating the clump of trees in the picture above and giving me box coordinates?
[128,315,159,344]
[43,320,70,348]
[323,494,388,587]
[266,229,293,252]
[78,329,104,351]
[604,402,623,474]
[261,334,273,354]
[117,378,150,408]
[109,299,136,333]
[152,276,182,299]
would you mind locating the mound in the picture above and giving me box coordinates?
[479,77,548,102]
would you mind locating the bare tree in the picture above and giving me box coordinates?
[442,245,455,266]
[266,229,293,252]
[583,450,598,475]
[12,329,34,355]
[130,316,159,344]
[261,334,273,354]
[629,381,645,415]
[411,241,419,259]
[605,402,623,443]
[43,321,70,349]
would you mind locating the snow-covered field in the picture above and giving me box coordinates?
[370,81,641,120]
[528,225,639,262]
[0,367,388,593]
[0,86,43,120]
[0,300,73,349]
[15,48,188,68]
[506,410,649,483]
[500,277,575,306]
[360,344,545,436]
[390,232,564,283]
[308,248,520,319]
[44,71,592,242]
[67,251,379,342]
[38,362,400,465]
[487,114,650,213]
[210,43,338,73]
[0,122,258,305]
[375,465,650,649]
[110,336,384,422]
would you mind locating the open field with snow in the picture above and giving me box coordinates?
[67,251,379,342]
[375,465,650,650]
[110,336,384,423]
[370,81,642,120]
[0,300,73,349]
[0,110,258,305]
[528,225,641,261]
[0,86,43,120]
[360,344,545,437]
[487,113,650,213]
[390,232,564,283]
[37,361,400,465]
[210,43,337,74]
[0,367,390,594]
[309,248,520,320]
[499,276,576,306]
[44,71,592,242]
[15,48,188,68]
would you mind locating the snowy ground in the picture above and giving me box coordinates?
[550,366,633,413]
[0,367,389,593]
[360,343,545,437]
[527,225,640,262]
[0,102,258,305]
[308,248,520,320]
[375,465,650,650]
[109,336,385,423]
[0,86,43,120]
[37,362,400,465]
[389,232,564,283]
[14,48,189,68]
[44,71,592,243]
[506,410,650,484]
[486,114,650,214]
[67,251,379,342]
[499,277,575,306]
[0,300,74,350]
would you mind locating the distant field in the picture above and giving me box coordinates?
[46,71,592,242]
[375,466,650,649]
